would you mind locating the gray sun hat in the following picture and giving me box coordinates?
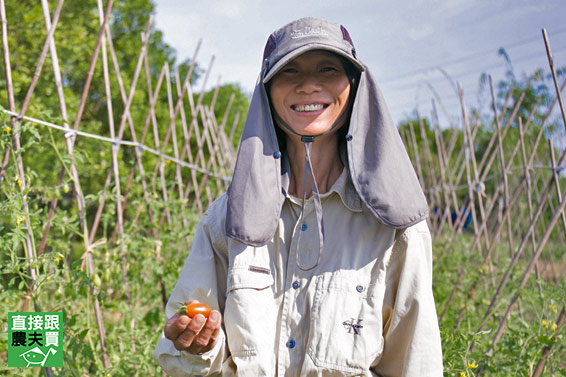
[226,17,428,252]
[262,17,365,83]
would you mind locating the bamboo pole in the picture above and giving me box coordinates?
[229,110,241,147]
[415,114,440,233]
[519,118,543,293]
[459,83,488,249]
[489,75,514,254]
[430,100,455,234]
[163,63,186,203]
[95,0,130,305]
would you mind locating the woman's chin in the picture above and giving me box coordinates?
[290,123,336,137]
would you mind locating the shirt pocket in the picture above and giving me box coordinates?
[307,271,384,375]
[225,266,275,359]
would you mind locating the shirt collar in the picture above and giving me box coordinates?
[286,165,363,213]
[325,165,363,212]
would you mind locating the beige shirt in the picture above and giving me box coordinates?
[154,169,443,376]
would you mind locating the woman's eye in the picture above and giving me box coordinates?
[320,66,338,73]
[282,68,298,74]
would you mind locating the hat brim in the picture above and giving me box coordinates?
[262,43,365,84]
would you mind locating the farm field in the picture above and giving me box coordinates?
[1,1,565,376]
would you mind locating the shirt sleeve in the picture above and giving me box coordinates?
[153,196,230,377]
[372,221,444,377]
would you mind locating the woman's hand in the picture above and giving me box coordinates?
[164,300,222,354]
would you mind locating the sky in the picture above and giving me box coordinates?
[153,0,566,128]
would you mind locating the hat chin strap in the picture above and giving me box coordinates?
[272,109,349,271]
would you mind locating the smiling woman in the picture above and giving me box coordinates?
[268,50,352,137]
[154,17,443,377]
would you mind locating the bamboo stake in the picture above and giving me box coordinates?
[229,110,241,147]
[543,29,566,134]
[0,0,16,178]
[210,75,221,112]
[95,0,129,305]
[416,113,440,233]
[548,139,566,236]
[430,100,455,233]
[71,0,114,132]
[163,63,186,203]
[446,122,480,240]
[520,118,543,293]
[489,75,514,254]
[407,122,425,188]
[459,83,488,249]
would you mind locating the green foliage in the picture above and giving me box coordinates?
[435,234,566,377]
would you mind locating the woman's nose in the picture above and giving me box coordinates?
[296,74,322,93]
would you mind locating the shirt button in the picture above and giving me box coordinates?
[356,285,364,293]
[273,151,281,159]
[300,223,308,231]
[292,281,301,289]
[286,339,296,349]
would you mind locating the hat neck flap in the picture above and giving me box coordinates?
[226,20,428,248]
[225,80,287,246]
[346,64,428,228]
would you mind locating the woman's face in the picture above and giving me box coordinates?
[268,50,351,137]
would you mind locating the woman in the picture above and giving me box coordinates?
[154,18,443,376]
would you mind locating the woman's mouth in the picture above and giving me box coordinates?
[291,104,327,112]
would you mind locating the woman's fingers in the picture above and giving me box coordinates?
[175,314,206,351]
[163,307,222,354]
[194,311,221,348]
[186,310,222,354]
[164,313,189,341]
[205,312,221,348]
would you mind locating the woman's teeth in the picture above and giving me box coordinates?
[293,104,324,112]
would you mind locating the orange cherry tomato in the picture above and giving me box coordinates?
[184,302,211,318]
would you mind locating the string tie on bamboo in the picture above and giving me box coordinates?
[475,181,486,197]
[80,238,107,271]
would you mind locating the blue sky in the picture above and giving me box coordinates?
[154,0,566,128]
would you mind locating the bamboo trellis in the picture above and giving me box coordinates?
[0,1,237,373]
[402,28,566,377]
